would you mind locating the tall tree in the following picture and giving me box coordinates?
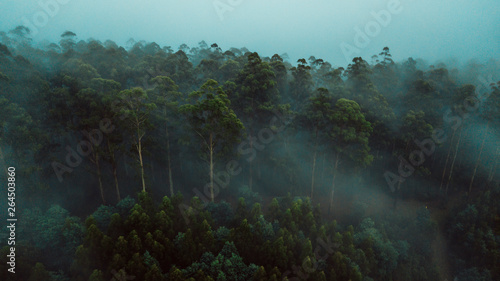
[289,58,313,107]
[345,57,395,153]
[181,79,244,202]
[302,88,334,200]
[231,52,279,190]
[115,87,156,193]
[328,98,373,214]
[472,81,500,187]
[92,78,124,202]
[149,76,182,197]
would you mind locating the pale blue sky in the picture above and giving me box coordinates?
[1,0,498,66]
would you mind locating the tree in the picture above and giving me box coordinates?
[149,76,182,196]
[93,78,124,202]
[115,87,157,192]
[231,52,280,190]
[328,98,373,213]
[60,30,77,53]
[72,87,108,203]
[345,57,396,156]
[181,79,244,201]
[302,88,334,200]
[28,262,52,281]
[480,81,500,184]
[289,58,313,107]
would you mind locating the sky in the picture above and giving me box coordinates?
[0,0,499,67]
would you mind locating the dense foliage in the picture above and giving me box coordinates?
[0,28,498,280]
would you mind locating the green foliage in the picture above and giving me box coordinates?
[0,33,498,281]
[91,205,117,231]
[184,242,258,281]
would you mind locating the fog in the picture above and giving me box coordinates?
[1,0,499,66]
[0,1,499,280]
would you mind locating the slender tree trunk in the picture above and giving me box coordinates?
[89,144,106,204]
[137,136,146,193]
[469,122,489,196]
[446,127,463,195]
[96,155,105,204]
[107,139,121,202]
[311,127,318,200]
[164,108,174,197]
[166,125,174,197]
[329,153,341,215]
[440,128,457,191]
[488,147,499,183]
[209,133,214,202]
[249,133,253,191]
[321,153,326,184]
[112,161,120,202]
[458,127,469,169]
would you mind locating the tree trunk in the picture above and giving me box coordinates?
[440,128,457,191]
[311,127,318,200]
[249,133,253,191]
[166,125,174,197]
[89,144,106,204]
[446,127,463,195]
[457,127,469,169]
[209,133,214,202]
[329,153,341,215]
[96,155,105,204]
[469,122,489,196]
[138,137,146,193]
[488,147,499,183]
[112,161,120,202]
[107,139,121,202]
[320,153,326,184]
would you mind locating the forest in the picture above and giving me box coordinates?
[0,26,499,281]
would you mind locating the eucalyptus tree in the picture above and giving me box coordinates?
[289,58,313,107]
[181,79,244,202]
[92,78,124,202]
[149,76,182,196]
[345,57,395,153]
[328,98,373,214]
[483,81,500,183]
[60,31,77,53]
[444,84,479,194]
[469,81,500,190]
[269,54,288,98]
[231,52,280,190]
[301,88,335,200]
[115,87,157,193]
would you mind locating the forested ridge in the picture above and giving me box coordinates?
[0,27,499,281]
